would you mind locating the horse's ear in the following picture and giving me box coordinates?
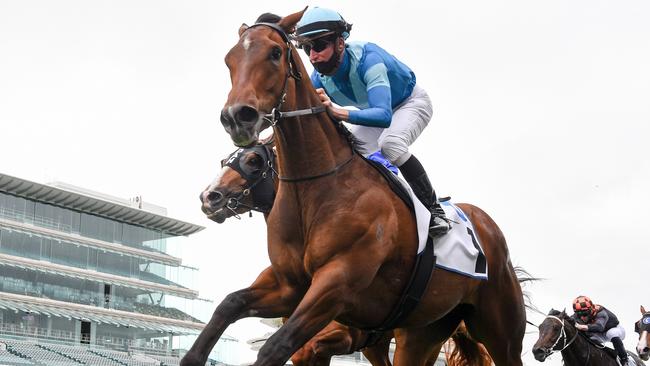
[239,23,249,37]
[642,305,647,314]
[561,308,567,317]
[278,7,307,34]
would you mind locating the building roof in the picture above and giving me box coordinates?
[0,217,182,266]
[0,291,205,336]
[0,173,204,237]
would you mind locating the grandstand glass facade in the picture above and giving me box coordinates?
[0,176,237,365]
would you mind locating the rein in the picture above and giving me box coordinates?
[546,315,580,353]
[246,22,355,183]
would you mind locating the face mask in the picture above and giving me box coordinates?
[313,46,341,75]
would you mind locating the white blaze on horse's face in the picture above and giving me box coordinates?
[639,330,649,360]
[201,167,229,211]
[242,34,252,51]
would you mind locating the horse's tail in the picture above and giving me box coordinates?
[445,323,493,366]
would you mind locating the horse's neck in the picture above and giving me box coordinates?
[272,70,352,182]
[561,327,611,366]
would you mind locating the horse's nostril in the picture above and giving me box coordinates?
[207,191,223,203]
[234,105,259,123]
[220,109,233,127]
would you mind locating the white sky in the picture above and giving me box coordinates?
[1,0,649,364]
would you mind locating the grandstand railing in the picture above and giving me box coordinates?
[0,323,174,357]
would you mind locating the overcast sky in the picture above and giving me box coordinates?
[1,0,649,364]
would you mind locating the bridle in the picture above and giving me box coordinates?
[637,312,650,334]
[244,22,326,127]
[221,143,276,216]
[237,22,355,183]
[545,315,580,355]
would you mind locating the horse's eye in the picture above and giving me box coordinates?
[270,46,282,61]
[249,156,261,166]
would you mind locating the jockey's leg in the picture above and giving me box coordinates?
[376,84,450,236]
[607,325,628,365]
[612,337,629,365]
[398,154,450,236]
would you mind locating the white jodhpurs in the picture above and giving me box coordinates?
[349,84,433,166]
[590,324,626,344]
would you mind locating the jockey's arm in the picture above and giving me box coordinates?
[587,311,608,333]
[347,86,392,127]
[348,54,393,127]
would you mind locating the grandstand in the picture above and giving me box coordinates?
[0,173,237,365]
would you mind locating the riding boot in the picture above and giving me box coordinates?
[612,337,629,366]
[398,155,450,237]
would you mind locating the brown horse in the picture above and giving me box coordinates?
[201,144,494,366]
[636,305,650,361]
[201,141,393,366]
[532,309,645,366]
[182,9,526,366]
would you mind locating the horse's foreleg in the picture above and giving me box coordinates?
[252,261,368,366]
[180,267,299,366]
[361,331,393,366]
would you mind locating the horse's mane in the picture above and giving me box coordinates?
[333,120,364,152]
[548,309,563,317]
[514,266,542,315]
[255,12,281,24]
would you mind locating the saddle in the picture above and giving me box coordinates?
[585,336,634,366]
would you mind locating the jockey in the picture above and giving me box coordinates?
[572,295,629,365]
[294,7,449,236]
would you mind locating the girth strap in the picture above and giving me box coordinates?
[363,234,436,346]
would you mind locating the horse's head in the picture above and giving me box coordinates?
[532,309,574,362]
[636,305,650,361]
[200,142,275,223]
[220,9,307,147]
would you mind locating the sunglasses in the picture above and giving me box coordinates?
[301,37,333,55]
[576,311,591,317]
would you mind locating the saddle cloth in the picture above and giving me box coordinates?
[393,174,489,280]
[365,156,489,280]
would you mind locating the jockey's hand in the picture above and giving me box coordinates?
[316,88,349,121]
[575,324,588,331]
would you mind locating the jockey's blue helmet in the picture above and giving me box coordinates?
[296,7,352,40]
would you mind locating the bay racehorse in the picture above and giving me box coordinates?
[532,309,645,365]
[182,9,526,366]
[636,305,650,361]
[201,143,494,366]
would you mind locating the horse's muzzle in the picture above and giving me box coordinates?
[220,106,260,147]
[639,348,649,361]
[200,189,228,223]
[532,347,550,361]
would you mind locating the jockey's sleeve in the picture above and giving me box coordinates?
[311,73,391,126]
[311,73,324,89]
[347,86,392,127]
[347,52,393,127]
[587,311,608,333]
